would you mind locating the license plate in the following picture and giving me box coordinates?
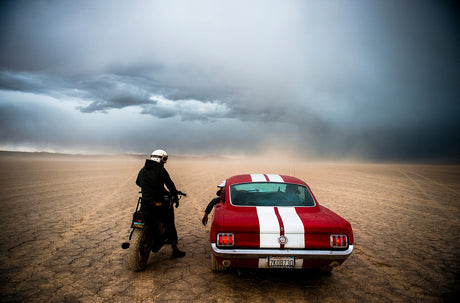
[133,221,144,228]
[269,256,294,268]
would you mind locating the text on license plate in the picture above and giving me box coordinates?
[269,256,294,268]
[133,221,144,228]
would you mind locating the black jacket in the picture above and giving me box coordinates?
[136,159,178,202]
[205,196,221,214]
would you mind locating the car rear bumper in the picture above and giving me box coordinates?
[211,243,354,260]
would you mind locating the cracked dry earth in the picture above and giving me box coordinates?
[0,152,459,302]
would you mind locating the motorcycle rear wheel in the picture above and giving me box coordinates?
[128,228,150,271]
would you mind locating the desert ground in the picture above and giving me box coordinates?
[0,151,459,302]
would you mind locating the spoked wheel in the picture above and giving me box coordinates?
[128,228,150,271]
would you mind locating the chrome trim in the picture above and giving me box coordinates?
[211,243,354,260]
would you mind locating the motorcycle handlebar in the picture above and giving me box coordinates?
[138,190,187,197]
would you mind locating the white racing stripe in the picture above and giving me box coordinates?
[251,174,267,182]
[256,207,279,248]
[277,207,305,248]
[253,174,305,268]
[256,207,305,249]
[266,174,284,182]
[251,174,284,182]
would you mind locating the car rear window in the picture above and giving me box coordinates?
[230,182,315,207]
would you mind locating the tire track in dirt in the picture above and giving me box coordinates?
[368,196,452,223]
[409,171,459,195]
[351,168,460,301]
[399,170,459,214]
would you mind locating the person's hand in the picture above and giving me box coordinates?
[173,196,179,208]
[202,213,208,226]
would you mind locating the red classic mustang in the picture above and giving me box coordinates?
[209,174,354,271]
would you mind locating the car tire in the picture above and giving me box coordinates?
[211,254,226,271]
[320,266,333,273]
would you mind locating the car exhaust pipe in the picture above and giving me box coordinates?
[121,242,130,249]
[329,261,339,268]
[222,260,231,267]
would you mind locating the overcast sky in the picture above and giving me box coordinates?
[0,0,459,161]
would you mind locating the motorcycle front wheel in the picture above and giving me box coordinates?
[128,228,150,271]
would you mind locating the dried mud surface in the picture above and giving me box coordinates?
[0,152,459,302]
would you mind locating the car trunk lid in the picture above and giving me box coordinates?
[222,206,343,249]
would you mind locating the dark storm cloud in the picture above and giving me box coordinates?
[0,71,153,112]
[0,71,45,92]
[0,0,459,160]
[74,75,155,112]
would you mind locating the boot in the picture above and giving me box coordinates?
[171,245,186,259]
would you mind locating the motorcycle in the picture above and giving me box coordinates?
[122,190,186,271]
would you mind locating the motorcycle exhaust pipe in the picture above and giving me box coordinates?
[121,242,130,249]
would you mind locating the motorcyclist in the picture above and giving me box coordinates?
[136,149,185,258]
[202,181,226,226]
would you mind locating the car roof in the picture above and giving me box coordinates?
[226,174,307,186]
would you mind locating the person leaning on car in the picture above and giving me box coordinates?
[202,180,226,226]
[136,149,185,258]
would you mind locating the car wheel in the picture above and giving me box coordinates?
[211,254,226,271]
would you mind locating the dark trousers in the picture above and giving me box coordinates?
[141,203,178,245]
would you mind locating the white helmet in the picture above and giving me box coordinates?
[150,149,168,163]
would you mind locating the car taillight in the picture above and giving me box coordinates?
[330,235,348,248]
[217,233,234,247]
